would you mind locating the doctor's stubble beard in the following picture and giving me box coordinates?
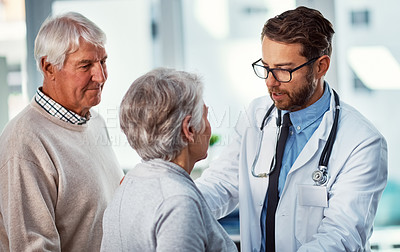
[269,67,317,112]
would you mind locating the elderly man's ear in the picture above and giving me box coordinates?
[41,57,55,80]
[182,115,195,143]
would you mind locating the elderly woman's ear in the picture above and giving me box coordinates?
[182,115,195,143]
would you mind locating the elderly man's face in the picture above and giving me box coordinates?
[50,38,108,116]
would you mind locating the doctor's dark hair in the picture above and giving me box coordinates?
[261,6,334,59]
[120,68,205,161]
[34,12,106,74]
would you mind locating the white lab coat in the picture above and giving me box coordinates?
[196,86,388,252]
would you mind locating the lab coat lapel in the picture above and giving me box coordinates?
[288,92,336,175]
[288,128,328,175]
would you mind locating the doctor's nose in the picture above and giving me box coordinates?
[265,71,281,88]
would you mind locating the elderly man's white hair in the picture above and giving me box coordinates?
[34,12,106,73]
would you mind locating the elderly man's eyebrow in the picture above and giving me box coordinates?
[77,59,93,65]
[77,56,107,65]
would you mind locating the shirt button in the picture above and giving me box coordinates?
[259,201,263,206]
[297,125,301,130]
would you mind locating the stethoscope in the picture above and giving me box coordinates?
[251,90,340,186]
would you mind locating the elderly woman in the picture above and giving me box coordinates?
[101,68,237,251]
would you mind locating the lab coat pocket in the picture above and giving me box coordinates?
[295,184,328,244]
[298,184,328,207]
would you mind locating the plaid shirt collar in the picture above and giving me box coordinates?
[35,87,90,125]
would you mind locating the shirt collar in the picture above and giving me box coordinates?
[286,83,331,134]
[35,87,90,125]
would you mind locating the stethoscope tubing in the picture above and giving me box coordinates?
[250,104,280,178]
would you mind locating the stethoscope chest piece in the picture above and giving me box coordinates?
[312,165,328,186]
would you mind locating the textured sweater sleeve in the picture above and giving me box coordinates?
[0,156,60,252]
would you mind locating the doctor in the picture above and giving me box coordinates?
[195,6,387,252]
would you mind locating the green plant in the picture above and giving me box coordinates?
[209,134,220,147]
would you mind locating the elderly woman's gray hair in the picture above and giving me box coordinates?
[120,68,205,161]
[34,12,106,73]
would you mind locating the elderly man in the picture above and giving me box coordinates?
[0,12,123,251]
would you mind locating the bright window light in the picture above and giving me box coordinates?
[348,46,400,90]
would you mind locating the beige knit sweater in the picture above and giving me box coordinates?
[0,99,124,251]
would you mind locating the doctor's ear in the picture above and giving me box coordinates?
[315,55,330,79]
[182,115,194,143]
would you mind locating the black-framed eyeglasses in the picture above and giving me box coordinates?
[252,57,319,82]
